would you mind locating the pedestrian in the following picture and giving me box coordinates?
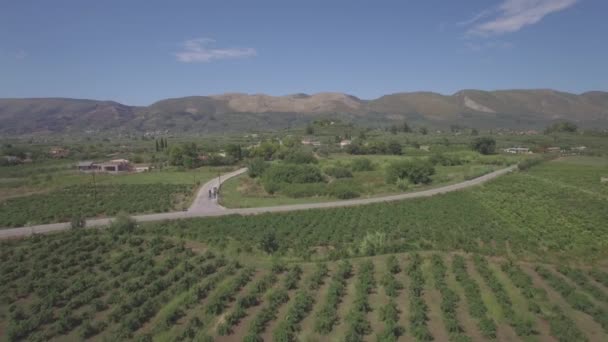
[208,189,212,199]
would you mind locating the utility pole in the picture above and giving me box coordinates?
[217,171,221,195]
[92,170,97,206]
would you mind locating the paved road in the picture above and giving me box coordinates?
[188,168,248,213]
[0,165,517,239]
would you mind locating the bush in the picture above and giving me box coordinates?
[327,180,361,199]
[283,150,317,164]
[545,121,578,134]
[247,158,268,178]
[260,231,279,254]
[385,160,435,185]
[429,153,464,166]
[324,166,353,178]
[518,156,547,171]
[263,181,281,195]
[471,137,496,155]
[351,158,374,172]
[262,164,324,184]
[70,214,86,230]
[110,212,136,234]
[281,183,325,198]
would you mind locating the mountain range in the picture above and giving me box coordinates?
[1,89,607,135]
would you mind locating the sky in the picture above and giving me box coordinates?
[1,0,607,105]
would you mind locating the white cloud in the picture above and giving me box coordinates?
[15,49,27,60]
[174,38,256,63]
[465,0,578,36]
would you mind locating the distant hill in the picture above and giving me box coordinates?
[1,90,607,135]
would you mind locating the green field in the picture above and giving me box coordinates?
[0,165,235,227]
[219,153,520,208]
[150,156,608,263]
[1,135,607,341]
[2,229,607,341]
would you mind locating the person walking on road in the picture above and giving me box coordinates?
[208,189,212,199]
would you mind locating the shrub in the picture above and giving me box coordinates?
[327,180,361,199]
[110,212,136,234]
[247,158,268,178]
[70,213,86,230]
[283,150,317,164]
[262,164,324,184]
[259,231,279,254]
[471,137,496,155]
[263,181,281,195]
[429,153,464,166]
[281,183,325,198]
[324,166,353,178]
[387,141,403,155]
[351,158,374,171]
[385,160,435,185]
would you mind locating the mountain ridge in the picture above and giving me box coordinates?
[1,89,607,135]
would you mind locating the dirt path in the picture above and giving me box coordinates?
[0,165,517,238]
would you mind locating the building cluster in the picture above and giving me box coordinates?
[77,159,150,174]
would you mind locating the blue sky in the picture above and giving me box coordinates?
[1,0,606,105]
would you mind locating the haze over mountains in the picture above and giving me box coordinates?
[1,89,607,135]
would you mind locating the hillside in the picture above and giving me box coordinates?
[1,89,608,135]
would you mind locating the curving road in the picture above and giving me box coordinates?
[0,165,517,239]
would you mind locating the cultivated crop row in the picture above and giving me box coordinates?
[314,260,352,334]
[0,183,193,226]
[344,260,375,341]
[535,266,608,332]
[473,255,535,337]
[556,266,608,304]
[452,255,497,339]
[430,255,469,341]
[377,255,403,341]
[406,253,432,341]
[500,261,586,342]
[273,263,328,341]
[217,273,278,336]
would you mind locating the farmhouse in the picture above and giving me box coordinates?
[77,159,133,173]
[134,164,151,173]
[77,161,99,172]
[504,147,531,154]
[3,156,21,164]
[49,147,70,158]
[339,139,352,148]
[99,159,132,173]
[546,147,561,153]
[301,138,321,147]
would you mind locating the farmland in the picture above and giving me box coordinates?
[220,153,520,208]
[0,164,234,227]
[1,135,607,341]
[2,227,607,341]
[145,156,608,263]
[0,184,194,227]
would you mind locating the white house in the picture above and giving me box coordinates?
[339,139,352,148]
